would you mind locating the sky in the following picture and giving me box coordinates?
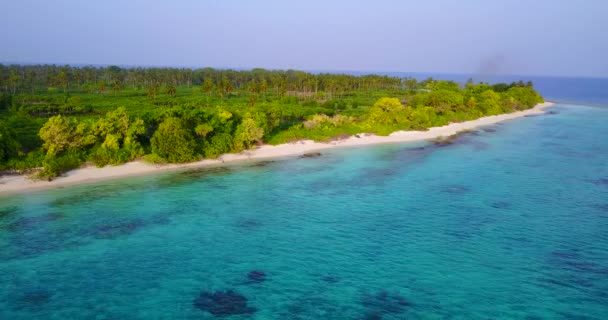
[1,0,607,77]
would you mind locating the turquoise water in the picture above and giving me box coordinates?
[1,104,608,319]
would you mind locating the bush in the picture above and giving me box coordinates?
[301,100,320,108]
[233,118,264,152]
[0,120,20,162]
[322,99,347,110]
[90,147,131,167]
[0,93,12,112]
[367,97,408,125]
[37,151,86,180]
[303,114,355,129]
[0,150,45,172]
[142,153,167,164]
[203,133,233,158]
[151,117,198,163]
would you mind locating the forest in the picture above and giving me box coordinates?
[0,64,543,179]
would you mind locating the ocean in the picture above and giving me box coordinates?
[1,78,607,319]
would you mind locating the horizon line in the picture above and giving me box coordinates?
[1,60,606,80]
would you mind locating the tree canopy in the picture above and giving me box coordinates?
[151,117,198,163]
[0,64,544,179]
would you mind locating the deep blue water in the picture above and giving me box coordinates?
[1,103,607,319]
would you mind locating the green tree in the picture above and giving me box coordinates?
[505,86,543,109]
[94,107,130,138]
[430,80,461,92]
[124,118,145,154]
[233,118,264,151]
[8,71,20,94]
[203,132,233,158]
[92,107,146,162]
[147,81,160,99]
[218,76,233,98]
[367,97,407,125]
[111,79,122,94]
[424,90,464,113]
[98,80,106,93]
[166,83,177,97]
[259,79,268,96]
[194,123,214,138]
[151,117,198,163]
[39,115,94,156]
[403,78,418,94]
[55,71,69,93]
[0,121,20,162]
[201,78,215,95]
[478,90,503,115]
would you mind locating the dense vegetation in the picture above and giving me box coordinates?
[0,64,543,179]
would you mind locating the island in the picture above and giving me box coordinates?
[0,65,549,193]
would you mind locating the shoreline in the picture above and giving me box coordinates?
[0,102,555,195]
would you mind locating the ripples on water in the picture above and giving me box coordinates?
[1,104,607,319]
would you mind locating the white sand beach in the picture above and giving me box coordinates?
[0,102,555,195]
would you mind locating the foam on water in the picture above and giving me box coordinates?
[1,104,607,319]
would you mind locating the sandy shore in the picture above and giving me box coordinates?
[0,102,555,195]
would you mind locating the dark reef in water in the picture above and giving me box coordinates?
[321,275,340,283]
[469,140,490,151]
[490,201,511,209]
[148,214,172,225]
[441,185,471,194]
[589,177,608,186]
[6,212,63,231]
[551,250,581,260]
[361,311,384,320]
[250,160,275,168]
[180,166,232,178]
[592,203,608,213]
[433,135,458,147]
[88,212,173,239]
[433,129,484,147]
[50,186,132,207]
[430,130,491,152]
[0,206,20,220]
[149,167,232,189]
[549,250,608,275]
[193,290,256,316]
[301,152,322,158]
[236,218,263,230]
[355,145,434,185]
[247,270,267,283]
[361,290,411,315]
[16,290,53,309]
[92,219,148,239]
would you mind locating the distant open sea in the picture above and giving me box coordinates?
[1,75,607,319]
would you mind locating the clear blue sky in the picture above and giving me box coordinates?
[1,0,607,77]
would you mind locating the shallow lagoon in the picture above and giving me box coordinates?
[1,104,607,319]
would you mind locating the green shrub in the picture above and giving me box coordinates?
[151,117,199,163]
[0,120,20,162]
[203,133,233,158]
[90,147,131,167]
[37,151,86,180]
[142,153,167,164]
[0,150,45,172]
